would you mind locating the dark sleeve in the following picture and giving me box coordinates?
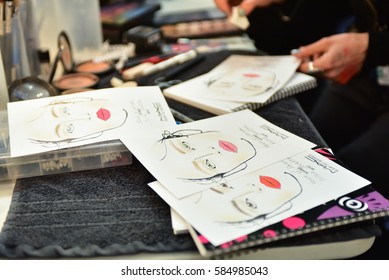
[364,31,389,68]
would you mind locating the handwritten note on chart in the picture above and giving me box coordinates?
[8,87,176,157]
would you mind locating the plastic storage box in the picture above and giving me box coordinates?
[0,110,132,181]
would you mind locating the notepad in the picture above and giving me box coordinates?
[165,71,316,115]
[163,55,315,115]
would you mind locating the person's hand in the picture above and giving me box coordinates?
[213,0,284,16]
[291,33,369,84]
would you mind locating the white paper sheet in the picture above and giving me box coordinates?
[165,55,300,103]
[149,149,371,246]
[8,87,176,157]
[122,109,316,199]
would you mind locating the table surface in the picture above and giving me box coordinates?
[0,50,377,259]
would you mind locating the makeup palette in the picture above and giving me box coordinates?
[51,31,113,93]
[52,73,99,92]
[61,87,94,95]
[161,19,243,41]
[75,60,113,76]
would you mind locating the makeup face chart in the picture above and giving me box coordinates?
[148,149,371,246]
[7,87,371,247]
[165,55,301,103]
[121,109,316,199]
[7,87,176,157]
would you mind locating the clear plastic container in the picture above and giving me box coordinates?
[0,110,132,181]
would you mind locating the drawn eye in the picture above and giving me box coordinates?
[65,124,74,134]
[56,123,75,139]
[62,107,70,115]
[181,141,195,151]
[52,105,71,118]
[216,81,234,87]
[245,198,257,209]
[243,84,263,91]
[205,159,216,170]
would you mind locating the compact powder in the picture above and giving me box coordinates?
[52,73,99,91]
[75,60,113,75]
[61,87,94,95]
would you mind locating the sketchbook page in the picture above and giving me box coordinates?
[164,71,244,115]
[164,72,316,115]
[165,55,300,103]
[148,149,371,247]
[122,109,316,200]
[232,72,317,112]
[8,87,176,157]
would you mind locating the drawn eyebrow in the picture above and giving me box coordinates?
[51,105,59,118]
[55,124,61,138]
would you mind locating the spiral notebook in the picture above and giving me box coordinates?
[186,148,389,258]
[163,55,316,115]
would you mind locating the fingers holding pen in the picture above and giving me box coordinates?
[291,37,331,71]
[291,33,368,83]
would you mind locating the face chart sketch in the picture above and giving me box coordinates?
[197,55,300,103]
[149,149,371,246]
[206,68,278,98]
[8,87,176,157]
[125,109,316,200]
[25,97,128,146]
[192,172,303,225]
[157,129,257,183]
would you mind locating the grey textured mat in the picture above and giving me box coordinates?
[0,161,195,258]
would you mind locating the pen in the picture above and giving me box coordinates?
[3,0,13,85]
[153,53,205,84]
[170,107,194,123]
[135,53,205,87]
[0,1,4,55]
[142,50,198,76]
[121,53,175,79]
[121,53,174,71]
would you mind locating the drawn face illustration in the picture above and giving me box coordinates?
[193,172,302,223]
[162,131,256,181]
[26,98,128,142]
[209,68,276,97]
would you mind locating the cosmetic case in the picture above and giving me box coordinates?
[0,110,132,181]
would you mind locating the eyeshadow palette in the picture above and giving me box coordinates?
[52,73,100,92]
[160,19,243,42]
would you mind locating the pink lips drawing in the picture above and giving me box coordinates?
[260,176,281,189]
[219,140,237,153]
[243,73,260,78]
[96,108,111,121]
